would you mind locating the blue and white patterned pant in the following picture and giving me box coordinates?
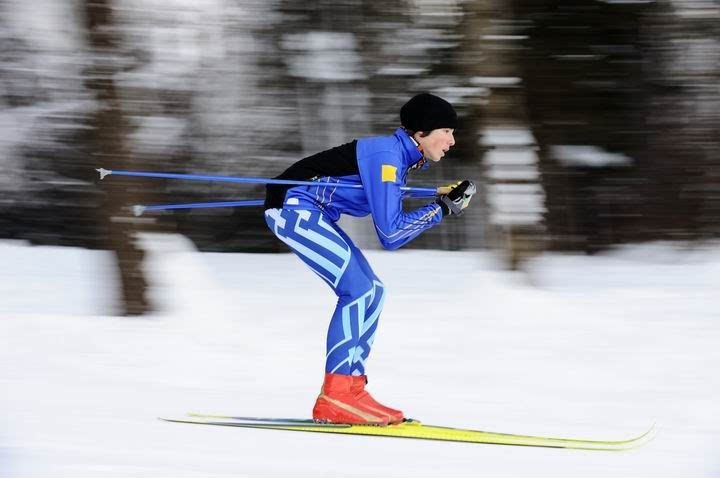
[265,208,385,376]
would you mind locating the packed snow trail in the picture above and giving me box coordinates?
[1,237,719,477]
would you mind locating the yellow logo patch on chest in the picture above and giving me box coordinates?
[381,164,397,183]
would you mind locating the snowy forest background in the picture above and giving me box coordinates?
[1,0,719,315]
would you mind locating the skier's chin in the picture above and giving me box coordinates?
[430,153,443,162]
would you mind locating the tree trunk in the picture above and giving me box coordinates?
[83,0,151,316]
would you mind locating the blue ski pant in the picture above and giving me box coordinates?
[265,208,385,376]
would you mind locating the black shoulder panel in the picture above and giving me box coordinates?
[264,140,358,210]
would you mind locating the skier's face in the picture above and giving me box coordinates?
[415,128,455,162]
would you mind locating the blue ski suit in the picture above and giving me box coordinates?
[264,128,445,376]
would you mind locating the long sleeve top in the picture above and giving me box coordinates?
[264,128,444,250]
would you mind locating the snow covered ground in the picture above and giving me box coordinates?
[1,235,719,477]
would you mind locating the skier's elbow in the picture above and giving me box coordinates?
[379,239,403,251]
[375,230,404,250]
[375,221,411,250]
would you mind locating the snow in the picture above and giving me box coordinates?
[482,35,529,41]
[282,32,365,81]
[2,235,720,477]
[481,127,536,147]
[1,0,83,54]
[485,150,538,166]
[481,129,545,226]
[470,77,523,88]
[433,86,489,104]
[598,1,655,4]
[550,145,633,168]
[486,167,541,181]
[0,107,38,192]
[377,66,429,76]
[128,116,187,157]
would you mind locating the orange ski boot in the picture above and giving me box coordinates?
[351,375,405,424]
[312,373,390,425]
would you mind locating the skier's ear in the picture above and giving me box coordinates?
[412,131,430,144]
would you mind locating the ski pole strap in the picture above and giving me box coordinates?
[97,169,438,197]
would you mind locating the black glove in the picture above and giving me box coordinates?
[437,180,476,216]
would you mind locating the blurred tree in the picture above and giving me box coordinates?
[517,0,652,253]
[3,0,717,260]
[83,0,150,315]
[358,0,486,250]
[108,0,298,253]
[398,0,487,251]
[641,0,720,240]
[463,0,547,269]
[515,0,720,252]
[0,1,101,248]
[273,0,374,246]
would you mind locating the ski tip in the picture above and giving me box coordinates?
[641,422,659,445]
[610,422,657,451]
[96,168,112,180]
[132,205,146,217]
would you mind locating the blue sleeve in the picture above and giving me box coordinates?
[359,151,444,250]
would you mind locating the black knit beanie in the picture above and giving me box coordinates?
[400,93,457,132]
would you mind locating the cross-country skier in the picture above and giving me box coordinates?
[264,93,476,425]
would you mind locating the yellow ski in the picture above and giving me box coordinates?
[159,414,655,451]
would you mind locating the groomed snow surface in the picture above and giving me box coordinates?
[1,235,719,477]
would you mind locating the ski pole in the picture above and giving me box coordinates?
[129,188,442,215]
[131,199,265,216]
[96,168,440,197]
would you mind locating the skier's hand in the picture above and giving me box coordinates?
[436,181,463,196]
[437,180,476,216]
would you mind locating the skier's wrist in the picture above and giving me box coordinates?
[436,198,451,216]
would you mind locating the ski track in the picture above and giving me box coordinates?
[1,235,719,477]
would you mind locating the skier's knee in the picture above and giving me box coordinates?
[372,279,386,298]
[339,275,374,300]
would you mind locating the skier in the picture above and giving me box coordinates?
[264,93,476,425]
